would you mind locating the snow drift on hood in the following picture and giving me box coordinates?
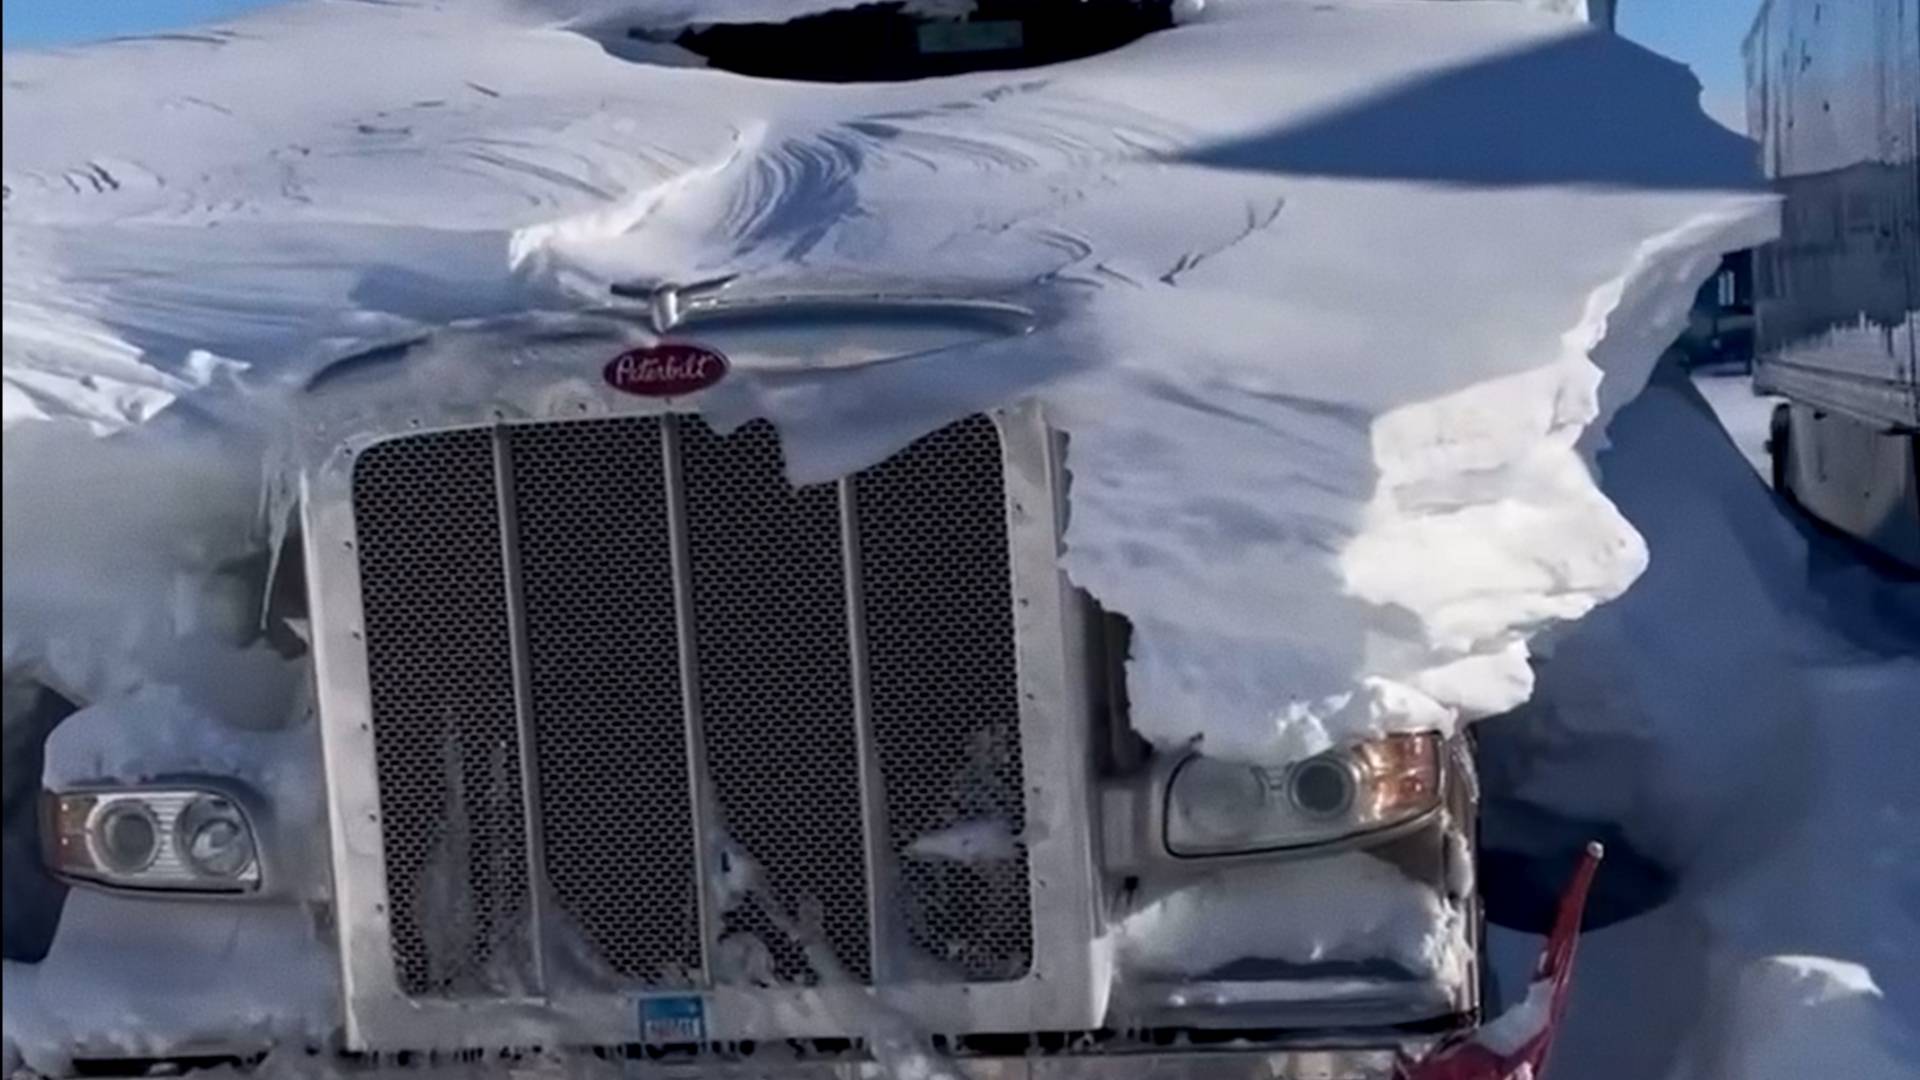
[1,0,1774,761]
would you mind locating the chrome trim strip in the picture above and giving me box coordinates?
[608,276,1038,336]
[993,401,1105,1019]
[660,415,718,984]
[491,425,552,995]
[302,455,411,1044]
[70,1041,1437,1079]
[836,475,893,983]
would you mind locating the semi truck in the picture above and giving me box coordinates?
[3,2,1703,1077]
[1746,0,1920,568]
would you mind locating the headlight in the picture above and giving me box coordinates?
[92,800,162,874]
[1164,733,1442,857]
[43,788,262,894]
[177,796,257,880]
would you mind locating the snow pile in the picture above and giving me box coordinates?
[1480,365,1920,1080]
[2,896,338,1070]
[1114,851,1467,984]
[2,0,1772,767]
[1691,369,1783,480]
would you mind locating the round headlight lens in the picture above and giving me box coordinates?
[93,802,160,874]
[1288,756,1358,819]
[176,797,255,879]
[1168,756,1272,844]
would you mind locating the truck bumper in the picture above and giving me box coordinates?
[587,1047,1429,1079]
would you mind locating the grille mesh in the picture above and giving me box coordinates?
[858,416,1033,982]
[353,430,530,997]
[508,419,703,986]
[681,418,872,985]
[350,412,1032,998]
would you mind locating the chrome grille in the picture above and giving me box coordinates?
[681,418,871,985]
[352,430,530,997]
[857,418,1033,982]
[508,419,702,986]
[349,412,1030,999]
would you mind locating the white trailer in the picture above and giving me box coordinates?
[1746,0,1920,568]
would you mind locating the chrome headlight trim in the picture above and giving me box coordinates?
[1162,733,1445,859]
[1099,733,1459,874]
[44,782,265,896]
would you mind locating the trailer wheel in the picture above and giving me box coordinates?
[1767,402,1793,497]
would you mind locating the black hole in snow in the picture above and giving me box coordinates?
[656,0,1175,83]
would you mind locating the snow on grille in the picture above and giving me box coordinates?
[508,418,703,986]
[349,412,1030,995]
[680,417,872,985]
[352,429,530,997]
[857,416,1034,982]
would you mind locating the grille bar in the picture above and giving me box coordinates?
[352,429,531,998]
[491,426,551,995]
[857,416,1033,983]
[680,418,873,986]
[661,416,720,985]
[509,418,703,987]
[836,476,893,982]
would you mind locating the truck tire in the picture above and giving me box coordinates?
[1767,402,1793,498]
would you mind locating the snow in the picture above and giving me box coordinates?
[905,820,1021,864]
[2,0,1771,762]
[1480,364,1920,1080]
[1113,851,1468,984]
[1,418,300,717]
[1691,366,1781,483]
[2,895,339,1075]
[1688,957,1912,1080]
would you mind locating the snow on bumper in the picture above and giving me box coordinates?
[1,894,339,1075]
[3,686,337,1074]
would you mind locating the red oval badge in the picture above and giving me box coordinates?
[603,343,730,397]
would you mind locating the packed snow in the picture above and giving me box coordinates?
[1691,367,1783,482]
[1114,850,1468,984]
[0,0,1842,1073]
[1479,365,1920,1080]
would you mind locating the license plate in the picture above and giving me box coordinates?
[639,996,706,1044]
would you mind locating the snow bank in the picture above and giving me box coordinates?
[2,0,1769,771]
[1687,957,1913,1080]
[1480,365,1920,1079]
[1691,369,1783,482]
[3,894,338,1075]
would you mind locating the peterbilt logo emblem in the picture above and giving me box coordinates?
[603,343,730,397]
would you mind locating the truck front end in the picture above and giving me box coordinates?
[21,292,1481,1077]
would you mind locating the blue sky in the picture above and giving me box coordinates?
[3,0,1761,131]
[1618,0,1763,132]
[2,0,281,47]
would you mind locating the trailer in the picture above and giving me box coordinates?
[1745,0,1920,568]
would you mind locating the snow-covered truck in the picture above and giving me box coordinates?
[1746,0,1920,568]
[2,0,1770,1075]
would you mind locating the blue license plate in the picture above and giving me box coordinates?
[639,995,706,1044]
